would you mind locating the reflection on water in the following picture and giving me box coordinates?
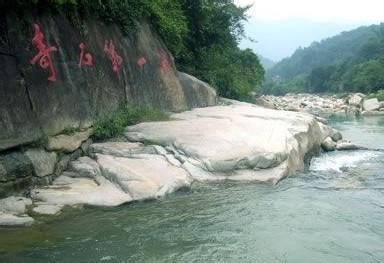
[0,116,384,262]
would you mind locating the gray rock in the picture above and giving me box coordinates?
[96,153,191,200]
[348,94,363,107]
[363,98,380,111]
[178,72,217,108]
[33,204,63,215]
[0,152,33,183]
[330,129,343,142]
[321,137,336,151]
[0,213,34,226]
[25,149,57,177]
[31,175,132,207]
[68,156,101,178]
[54,154,71,176]
[80,139,93,154]
[336,140,360,151]
[0,196,32,215]
[47,129,93,153]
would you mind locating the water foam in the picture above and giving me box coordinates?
[310,150,380,173]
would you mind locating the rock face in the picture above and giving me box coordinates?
[0,12,217,152]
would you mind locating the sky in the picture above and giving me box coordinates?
[235,0,384,61]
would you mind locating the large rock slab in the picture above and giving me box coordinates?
[96,153,191,200]
[125,102,330,184]
[31,175,133,207]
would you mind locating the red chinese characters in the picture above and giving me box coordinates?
[137,57,147,67]
[78,42,94,68]
[30,24,58,82]
[104,40,123,77]
[158,53,172,74]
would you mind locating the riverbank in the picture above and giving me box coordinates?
[256,93,384,117]
[1,99,343,226]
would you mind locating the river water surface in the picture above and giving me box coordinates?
[1,116,384,262]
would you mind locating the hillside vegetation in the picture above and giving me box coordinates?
[264,23,384,95]
[3,0,264,101]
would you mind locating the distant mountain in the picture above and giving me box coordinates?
[258,55,275,70]
[263,23,384,95]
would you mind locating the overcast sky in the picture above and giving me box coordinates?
[235,0,384,61]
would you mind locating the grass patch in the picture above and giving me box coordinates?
[92,104,169,141]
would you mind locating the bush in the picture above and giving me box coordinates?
[92,104,169,141]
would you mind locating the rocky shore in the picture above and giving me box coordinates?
[2,94,374,227]
[1,99,348,226]
[256,93,384,117]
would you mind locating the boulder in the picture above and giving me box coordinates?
[348,94,363,107]
[68,156,101,179]
[31,175,133,207]
[0,196,34,226]
[32,204,63,215]
[125,101,330,184]
[25,149,57,177]
[363,98,380,111]
[0,196,32,215]
[330,129,343,142]
[47,129,93,153]
[321,137,336,151]
[0,213,34,226]
[178,72,217,108]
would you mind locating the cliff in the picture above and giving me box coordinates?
[0,11,216,151]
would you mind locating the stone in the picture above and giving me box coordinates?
[363,98,380,111]
[80,139,93,154]
[25,149,57,177]
[125,102,331,183]
[68,156,101,178]
[31,175,133,207]
[96,154,191,200]
[0,152,33,183]
[0,212,34,226]
[0,196,32,215]
[54,154,72,176]
[33,204,63,215]
[330,129,343,142]
[178,72,217,108]
[336,140,360,151]
[47,129,93,153]
[321,137,336,151]
[348,94,363,107]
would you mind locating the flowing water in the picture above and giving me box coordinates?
[1,116,384,263]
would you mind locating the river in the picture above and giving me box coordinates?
[0,116,383,262]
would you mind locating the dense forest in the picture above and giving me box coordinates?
[2,0,265,100]
[263,23,384,95]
